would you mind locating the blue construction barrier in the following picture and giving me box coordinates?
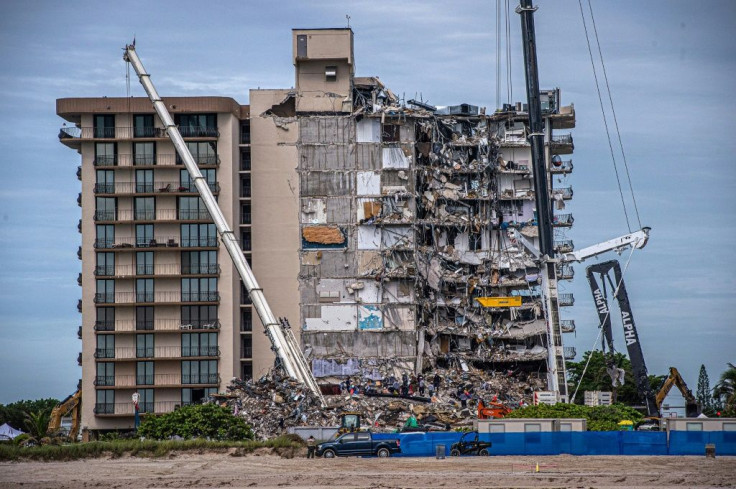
[372,429,734,456]
[668,430,736,456]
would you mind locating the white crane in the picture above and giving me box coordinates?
[123,44,326,407]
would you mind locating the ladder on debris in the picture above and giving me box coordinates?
[123,44,326,407]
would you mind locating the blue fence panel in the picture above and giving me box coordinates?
[575,431,621,455]
[669,431,736,456]
[621,431,668,455]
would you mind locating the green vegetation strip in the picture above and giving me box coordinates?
[0,436,303,462]
[506,403,644,431]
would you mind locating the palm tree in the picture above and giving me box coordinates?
[713,362,736,414]
[24,410,51,439]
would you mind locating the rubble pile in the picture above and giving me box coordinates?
[221,364,545,439]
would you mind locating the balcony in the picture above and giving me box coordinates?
[181,346,220,357]
[557,264,574,280]
[553,213,574,227]
[94,265,116,276]
[94,320,116,331]
[178,209,212,221]
[554,240,574,253]
[94,181,220,195]
[94,400,181,416]
[552,187,573,200]
[95,318,182,333]
[77,325,83,339]
[178,126,219,138]
[563,346,577,360]
[548,134,574,154]
[182,373,220,385]
[93,293,115,304]
[181,292,220,303]
[94,347,115,359]
[94,209,209,223]
[550,159,573,174]
[60,126,166,141]
[560,319,576,333]
[94,236,184,250]
[181,264,220,276]
[93,375,116,387]
[558,293,575,307]
[180,320,220,330]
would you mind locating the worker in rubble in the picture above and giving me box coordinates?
[433,373,441,393]
[418,378,426,396]
[306,435,316,458]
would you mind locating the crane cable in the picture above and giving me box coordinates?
[586,0,642,229]
[577,0,632,232]
[570,244,637,403]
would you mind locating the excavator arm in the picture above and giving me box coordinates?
[47,389,81,438]
[655,367,701,417]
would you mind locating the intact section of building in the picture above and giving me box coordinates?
[57,97,257,431]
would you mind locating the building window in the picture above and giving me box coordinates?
[241,229,251,251]
[178,141,217,165]
[94,143,117,166]
[136,251,154,275]
[240,122,250,145]
[95,389,114,414]
[240,336,252,359]
[686,422,703,432]
[182,360,218,386]
[95,279,114,304]
[240,363,252,381]
[93,114,114,138]
[135,169,154,193]
[136,333,154,358]
[240,309,252,332]
[136,306,154,330]
[136,361,154,385]
[96,169,114,194]
[241,203,251,225]
[95,197,116,221]
[181,305,218,329]
[179,197,208,220]
[180,169,216,192]
[136,224,154,247]
[182,332,218,357]
[181,223,216,247]
[133,114,155,138]
[96,334,115,359]
[182,251,217,275]
[95,224,115,249]
[137,388,154,413]
[96,307,115,331]
[96,252,115,276]
[175,114,217,137]
[469,231,482,251]
[136,278,154,303]
[240,148,251,171]
[181,277,217,302]
[134,142,155,165]
[134,197,155,221]
[96,362,115,387]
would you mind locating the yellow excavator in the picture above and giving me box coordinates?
[655,367,700,418]
[47,388,81,441]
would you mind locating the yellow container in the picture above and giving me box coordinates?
[475,296,522,307]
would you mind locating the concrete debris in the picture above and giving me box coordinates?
[220,363,544,439]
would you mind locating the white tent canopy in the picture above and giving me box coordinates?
[0,423,25,440]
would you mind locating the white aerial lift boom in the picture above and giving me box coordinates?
[123,44,326,407]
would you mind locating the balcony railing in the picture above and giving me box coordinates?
[94,293,115,304]
[177,154,220,166]
[560,319,576,333]
[563,346,577,360]
[94,265,116,276]
[180,320,220,330]
[60,126,167,140]
[94,348,115,359]
[179,126,219,138]
[182,237,218,248]
[99,319,181,332]
[93,181,219,195]
[559,293,575,307]
[179,209,212,221]
[557,264,575,280]
[182,373,220,385]
[550,134,573,145]
[94,210,117,222]
[94,236,183,249]
[181,292,220,302]
[550,159,573,173]
[106,346,186,359]
[181,346,220,357]
[94,320,115,331]
[93,376,116,386]
[554,240,574,253]
[94,401,181,416]
[181,264,220,275]
[553,213,574,226]
[552,187,574,200]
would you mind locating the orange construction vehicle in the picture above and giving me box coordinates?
[477,399,512,419]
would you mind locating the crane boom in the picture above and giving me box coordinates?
[123,44,325,407]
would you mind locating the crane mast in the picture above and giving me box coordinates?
[123,44,325,407]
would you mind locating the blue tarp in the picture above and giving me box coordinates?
[372,430,730,456]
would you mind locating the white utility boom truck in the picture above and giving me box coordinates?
[123,44,326,407]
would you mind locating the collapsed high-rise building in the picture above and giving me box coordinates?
[58,27,575,432]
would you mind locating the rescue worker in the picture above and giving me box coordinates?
[306,435,316,458]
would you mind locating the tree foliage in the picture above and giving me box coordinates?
[506,403,643,431]
[714,362,736,416]
[138,404,253,441]
[696,364,715,415]
[0,399,58,432]
[566,351,664,405]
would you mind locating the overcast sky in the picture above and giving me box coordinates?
[0,0,733,404]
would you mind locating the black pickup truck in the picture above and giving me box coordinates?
[316,432,401,458]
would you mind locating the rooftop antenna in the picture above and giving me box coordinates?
[346,14,351,28]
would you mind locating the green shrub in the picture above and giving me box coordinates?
[505,403,643,431]
[138,404,253,441]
